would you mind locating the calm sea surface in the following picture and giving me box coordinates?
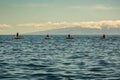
[0,35,120,80]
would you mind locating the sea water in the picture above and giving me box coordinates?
[0,35,120,80]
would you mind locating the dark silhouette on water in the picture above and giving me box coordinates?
[45,34,50,39]
[66,34,73,39]
[16,32,19,37]
[14,32,23,39]
[101,34,106,39]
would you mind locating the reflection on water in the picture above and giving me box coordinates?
[0,35,120,80]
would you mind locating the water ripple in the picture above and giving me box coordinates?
[0,35,120,80]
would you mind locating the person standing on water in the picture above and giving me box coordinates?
[16,32,19,37]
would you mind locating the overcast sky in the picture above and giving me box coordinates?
[0,0,120,34]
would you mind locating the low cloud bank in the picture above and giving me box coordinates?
[0,20,120,34]
[18,20,120,31]
[0,24,10,29]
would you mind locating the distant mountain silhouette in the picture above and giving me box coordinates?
[29,27,120,35]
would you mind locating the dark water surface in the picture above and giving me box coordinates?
[0,35,120,80]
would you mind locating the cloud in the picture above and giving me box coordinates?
[0,21,120,34]
[71,4,117,10]
[17,22,69,31]
[17,20,120,31]
[14,3,51,8]
[95,4,113,10]
[0,24,10,29]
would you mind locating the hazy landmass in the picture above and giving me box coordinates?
[29,26,120,35]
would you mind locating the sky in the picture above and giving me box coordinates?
[0,0,120,34]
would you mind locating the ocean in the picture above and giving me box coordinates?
[0,35,120,80]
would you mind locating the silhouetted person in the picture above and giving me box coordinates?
[68,34,70,38]
[45,34,50,39]
[46,35,49,37]
[14,32,23,39]
[101,34,106,39]
[66,34,73,39]
[16,32,19,37]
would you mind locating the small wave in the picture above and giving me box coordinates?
[15,63,48,68]
[98,60,110,66]
[89,67,105,72]
[0,62,9,66]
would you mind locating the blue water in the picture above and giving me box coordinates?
[0,35,120,80]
